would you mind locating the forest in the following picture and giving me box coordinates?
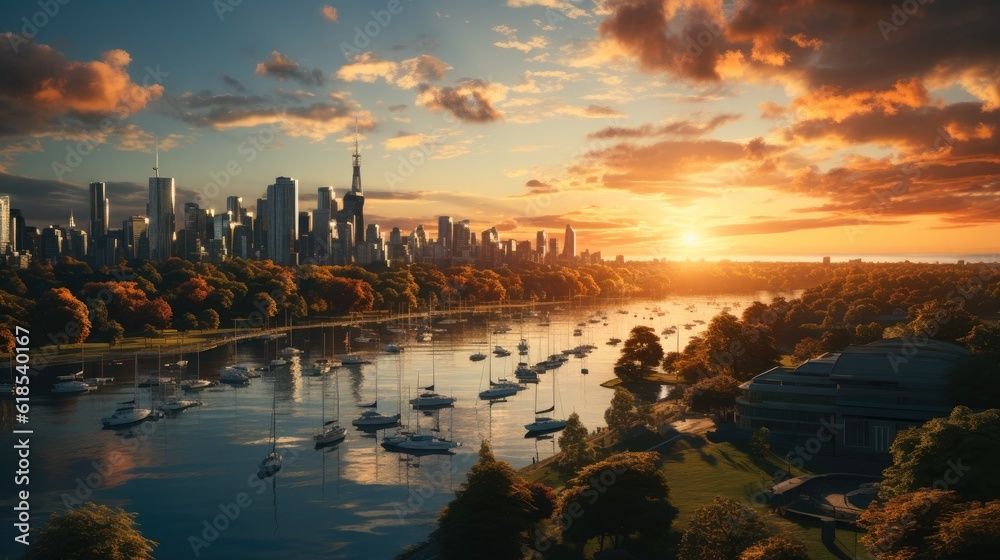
[1,257,997,356]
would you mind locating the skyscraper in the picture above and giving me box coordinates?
[438,216,453,253]
[266,176,299,265]
[89,182,109,238]
[148,176,176,261]
[226,196,243,224]
[317,187,336,212]
[562,224,576,261]
[340,126,365,248]
[0,195,9,253]
[125,216,149,260]
[536,230,547,260]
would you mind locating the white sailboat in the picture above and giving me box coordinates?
[54,346,91,394]
[314,371,346,447]
[525,367,566,434]
[102,354,152,427]
[352,351,401,427]
[257,372,282,478]
[409,339,456,409]
[182,350,215,390]
[479,322,521,400]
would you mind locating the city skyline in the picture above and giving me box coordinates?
[1,1,999,261]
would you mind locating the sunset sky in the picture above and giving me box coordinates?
[1,0,998,260]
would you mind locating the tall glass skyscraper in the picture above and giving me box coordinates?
[148,177,175,260]
[266,176,299,265]
[89,182,109,239]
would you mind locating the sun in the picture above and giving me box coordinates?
[683,232,700,246]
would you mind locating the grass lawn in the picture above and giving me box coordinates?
[659,435,865,560]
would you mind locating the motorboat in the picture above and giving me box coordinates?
[384,344,404,353]
[352,410,401,427]
[220,366,252,383]
[524,416,567,434]
[382,431,460,453]
[182,379,216,390]
[469,352,487,362]
[157,394,200,412]
[279,347,302,356]
[409,391,456,409]
[52,380,93,394]
[340,354,369,365]
[102,403,152,427]
[269,358,289,368]
[257,451,282,478]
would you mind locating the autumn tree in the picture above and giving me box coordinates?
[678,497,767,560]
[880,407,1000,502]
[686,374,741,413]
[25,502,156,560]
[32,287,90,347]
[435,442,536,560]
[557,452,677,552]
[859,489,967,559]
[669,312,779,383]
[791,337,824,363]
[739,534,810,560]
[614,326,664,381]
[604,387,640,434]
[557,412,595,474]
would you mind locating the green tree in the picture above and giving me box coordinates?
[614,326,664,381]
[604,387,639,434]
[87,299,125,346]
[174,312,198,332]
[739,534,810,560]
[435,442,536,560]
[686,374,741,413]
[557,452,677,551]
[25,502,156,560]
[750,427,771,459]
[557,412,595,474]
[197,308,220,330]
[880,407,1000,502]
[678,497,767,560]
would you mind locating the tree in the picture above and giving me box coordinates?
[678,497,767,560]
[435,441,536,560]
[739,534,810,560]
[959,323,1000,356]
[686,375,741,413]
[197,308,220,331]
[557,412,596,473]
[31,287,91,347]
[791,337,824,363]
[614,326,664,381]
[526,482,556,520]
[669,313,780,383]
[750,427,771,459]
[605,387,640,434]
[174,312,198,332]
[859,489,967,560]
[25,502,156,560]
[557,452,677,551]
[87,299,125,346]
[930,497,1000,558]
[880,407,1000,502]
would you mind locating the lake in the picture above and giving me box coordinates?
[0,292,786,559]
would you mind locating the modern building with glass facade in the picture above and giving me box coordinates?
[736,339,970,458]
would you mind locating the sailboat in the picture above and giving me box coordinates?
[53,346,92,395]
[301,332,330,376]
[258,372,282,478]
[339,330,370,365]
[222,323,254,383]
[182,349,215,390]
[102,354,152,427]
[479,321,522,400]
[524,367,566,434]
[353,352,401,427]
[314,371,346,447]
[409,338,456,409]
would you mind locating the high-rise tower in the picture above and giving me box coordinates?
[562,224,576,262]
[266,176,299,265]
[148,141,176,260]
[341,119,365,248]
[89,182,109,239]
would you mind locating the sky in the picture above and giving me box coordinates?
[1,0,998,261]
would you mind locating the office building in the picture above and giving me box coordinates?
[0,195,9,253]
[562,224,576,262]
[265,177,299,265]
[89,182,109,239]
[736,339,971,458]
[148,176,175,261]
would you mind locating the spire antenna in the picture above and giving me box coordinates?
[153,136,160,178]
